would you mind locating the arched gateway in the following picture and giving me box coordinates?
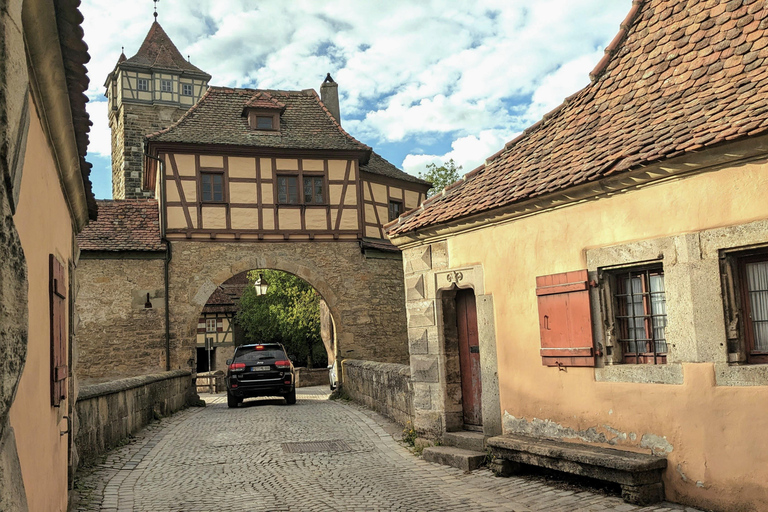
[75,20,430,381]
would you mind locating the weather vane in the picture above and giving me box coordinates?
[153,0,158,20]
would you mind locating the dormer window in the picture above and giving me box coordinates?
[255,115,274,130]
[242,92,286,132]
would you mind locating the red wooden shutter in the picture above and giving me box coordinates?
[49,255,68,406]
[536,269,595,367]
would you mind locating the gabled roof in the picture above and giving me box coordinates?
[77,200,164,251]
[388,0,768,236]
[121,21,210,79]
[147,86,430,186]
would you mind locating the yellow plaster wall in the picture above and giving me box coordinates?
[305,208,327,231]
[260,158,273,180]
[199,155,223,168]
[442,162,768,511]
[328,160,347,180]
[275,158,298,171]
[230,208,259,230]
[201,206,227,229]
[174,154,195,176]
[338,209,359,231]
[229,182,257,204]
[278,209,301,230]
[10,99,72,512]
[181,181,197,203]
[303,159,324,171]
[229,157,256,179]
[405,190,420,209]
[166,206,187,229]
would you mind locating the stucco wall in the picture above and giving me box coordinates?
[401,159,768,511]
[77,257,166,380]
[342,359,413,427]
[75,370,193,466]
[9,97,75,512]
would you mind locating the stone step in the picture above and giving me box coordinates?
[422,446,486,472]
[443,431,487,452]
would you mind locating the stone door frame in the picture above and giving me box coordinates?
[404,243,501,437]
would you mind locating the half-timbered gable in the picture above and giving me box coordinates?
[145,86,429,243]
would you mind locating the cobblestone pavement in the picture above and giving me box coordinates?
[71,387,703,512]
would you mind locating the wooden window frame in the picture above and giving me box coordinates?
[205,318,217,333]
[388,200,403,222]
[247,110,280,132]
[277,174,299,205]
[181,83,193,96]
[610,265,667,365]
[160,79,173,93]
[303,175,325,205]
[722,248,768,364]
[200,171,225,203]
[137,78,149,91]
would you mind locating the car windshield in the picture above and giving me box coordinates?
[234,348,285,364]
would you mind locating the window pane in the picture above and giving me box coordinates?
[649,274,667,353]
[314,178,323,203]
[304,177,313,203]
[256,116,273,129]
[202,176,212,202]
[287,177,298,203]
[747,261,768,351]
[277,177,288,203]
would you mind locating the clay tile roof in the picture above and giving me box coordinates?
[55,0,97,221]
[388,0,768,236]
[122,21,210,79]
[76,200,164,251]
[244,92,286,111]
[148,86,429,185]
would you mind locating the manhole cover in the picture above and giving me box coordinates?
[281,440,351,453]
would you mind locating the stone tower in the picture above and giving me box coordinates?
[104,21,211,199]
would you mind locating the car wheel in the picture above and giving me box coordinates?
[285,387,296,405]
[227,392,238,408]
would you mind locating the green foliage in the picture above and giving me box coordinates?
[402,421,418,447]
[235,270,326,368]
[418,159,462,198]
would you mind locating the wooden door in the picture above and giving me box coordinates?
[456,289,482,426]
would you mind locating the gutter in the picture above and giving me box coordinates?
[145,152,172,371]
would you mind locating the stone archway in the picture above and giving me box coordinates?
[166,240,408,372]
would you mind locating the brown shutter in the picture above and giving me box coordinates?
[536,269,595,367]
[49,255,68,406]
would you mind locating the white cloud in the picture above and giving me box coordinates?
[85,100,110,157]
[79,0,632,197]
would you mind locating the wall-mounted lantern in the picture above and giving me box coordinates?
[254,273,269,296]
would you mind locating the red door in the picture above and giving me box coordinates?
[456,289,482,426]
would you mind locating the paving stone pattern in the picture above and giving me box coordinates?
[71,387,703,512]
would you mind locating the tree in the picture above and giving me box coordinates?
[235,270,326,368]
[418,159,462,198]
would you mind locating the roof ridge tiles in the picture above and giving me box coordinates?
[590,0,645,82]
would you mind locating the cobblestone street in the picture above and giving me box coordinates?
[71,387,702,512]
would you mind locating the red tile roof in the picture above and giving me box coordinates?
[388,0,768,236]
[121,21,210,79]
[77,200,164,251]
[244,92,286,111]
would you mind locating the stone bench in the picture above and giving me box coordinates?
[487,434,667,505]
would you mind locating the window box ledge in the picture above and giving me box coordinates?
[595,363,683,385]
[714,362,768,387]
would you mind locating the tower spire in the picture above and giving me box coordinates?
[153,0,158,20]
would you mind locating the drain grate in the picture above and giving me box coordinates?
[281,440,351,453]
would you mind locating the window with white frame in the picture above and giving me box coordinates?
[206,318,217,333]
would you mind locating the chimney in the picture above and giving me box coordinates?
[320,73,341,125]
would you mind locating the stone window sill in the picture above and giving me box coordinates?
[715,362,768,386]
[595,363,683,385]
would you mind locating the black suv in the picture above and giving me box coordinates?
[225,343,296,407]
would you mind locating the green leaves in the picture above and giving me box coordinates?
[235,270,325,367]
[418,159,462,198]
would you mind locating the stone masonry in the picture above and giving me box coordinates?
[0,0,31,509]
[110,103,189,199]
[76,257,166,380]
[166,241,410,373]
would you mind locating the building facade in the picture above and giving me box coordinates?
[104,21,210,199]
[0,0,97,510]
[76,22,430,380]
[387,1,768,510]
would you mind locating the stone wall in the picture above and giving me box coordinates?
[76,256,167,380]
[74,370,193,466]
[294,367,328,388]
[166,240,409,373]
[110,103,188,199]
[342,359,413,427]
[0,0,30,509]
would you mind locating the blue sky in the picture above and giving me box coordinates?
[80,0,632,199]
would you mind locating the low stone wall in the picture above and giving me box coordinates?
[342,359,413,427]
[295,367,328,388]
[75,370,194,466]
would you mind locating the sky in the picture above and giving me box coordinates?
[80,0,632,199]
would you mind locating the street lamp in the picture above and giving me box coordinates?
[253,273,269,296]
